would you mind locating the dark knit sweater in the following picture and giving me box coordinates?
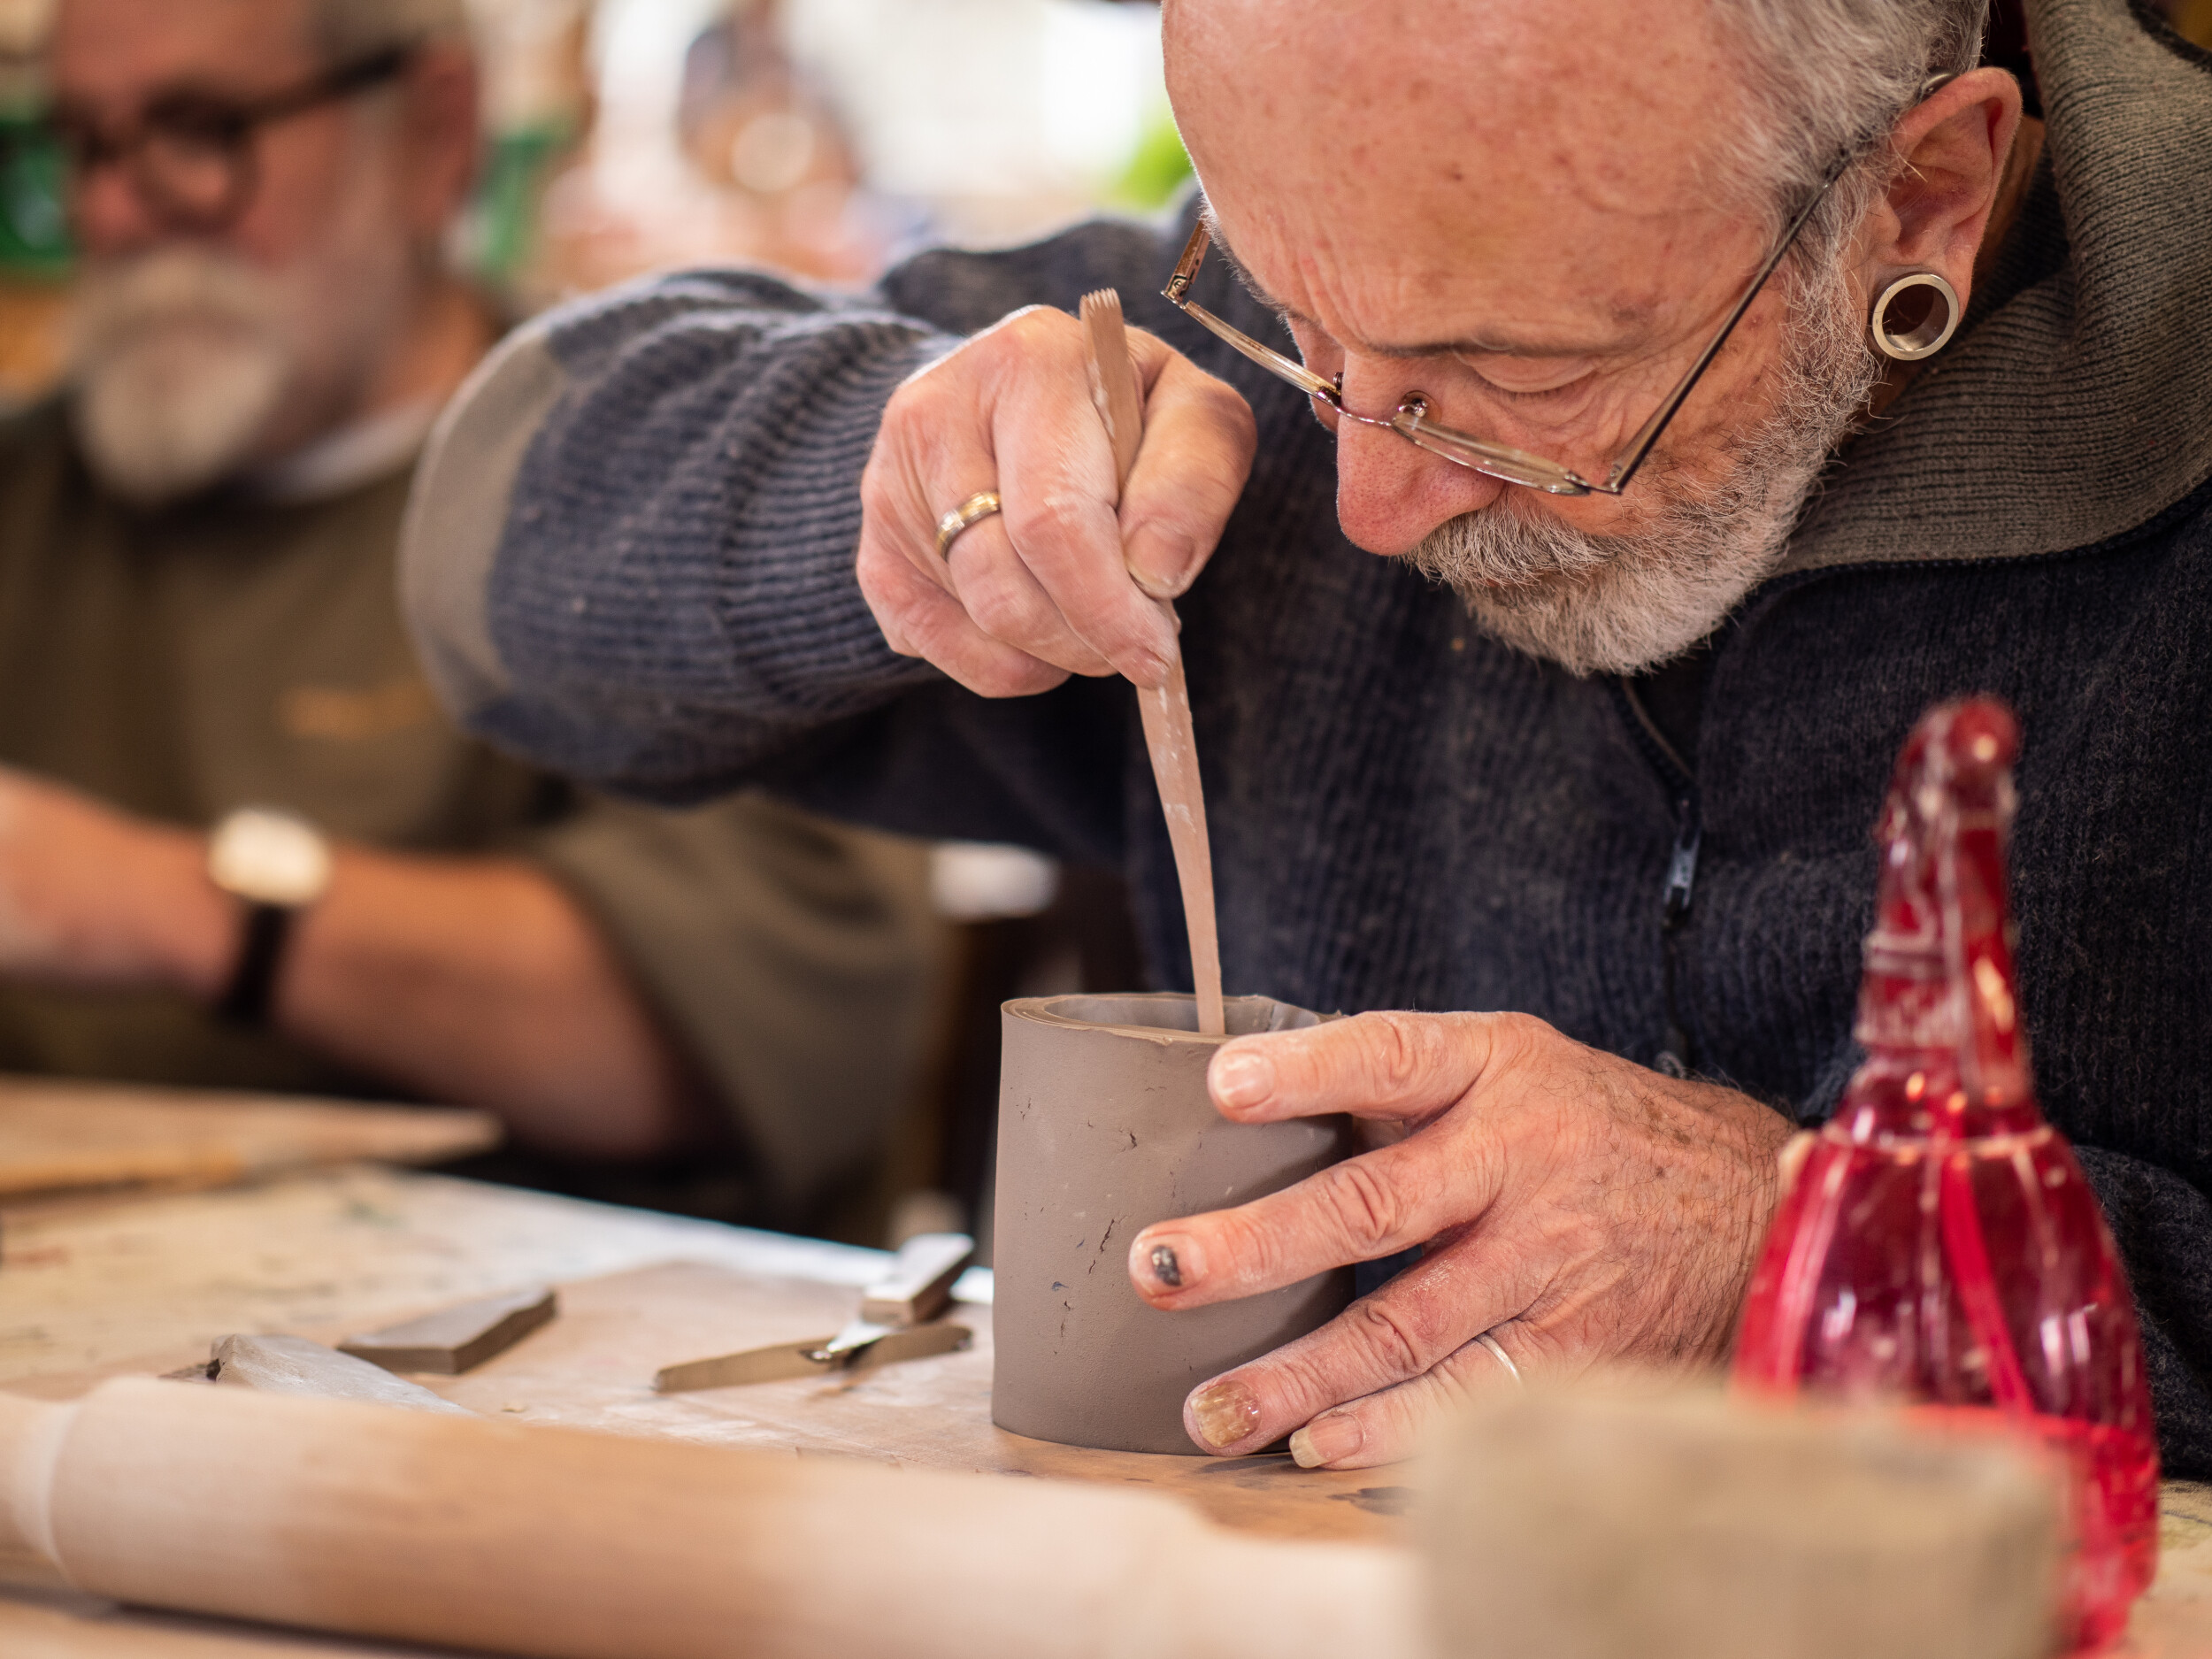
[404,0,2212,1471]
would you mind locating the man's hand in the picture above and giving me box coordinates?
[856,305,1256,696]
[1126,1010,1796,1468]
[0,767,231,993]
[0,764,691,1157]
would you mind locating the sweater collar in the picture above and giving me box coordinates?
[1780,0,2212,575]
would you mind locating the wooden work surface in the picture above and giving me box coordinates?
[3,1164,2210,1656]
[0,1074,497,1202]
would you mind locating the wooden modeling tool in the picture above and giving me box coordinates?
[202,1334,472,1415]
[1079,288,1225,1036]
[340,1284,557,1375]
[655,1233,976,1392]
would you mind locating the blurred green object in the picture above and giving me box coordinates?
[1112,109,1193,212]
[0,111,70,276]
[466,120,572,289]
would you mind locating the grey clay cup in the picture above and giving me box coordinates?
[991,993,1357,1455]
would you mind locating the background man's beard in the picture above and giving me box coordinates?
[67,251,300,506]
[66,123,417,509]
[1406,261,1878,676]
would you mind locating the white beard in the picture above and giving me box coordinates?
[67,250,297,505]
[1406,259,1878,676]
[65,109,419,509]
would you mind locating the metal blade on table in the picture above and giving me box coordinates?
[807,1317,895,1363]
[652,1232,978,1388]
[653,1322,972,1394]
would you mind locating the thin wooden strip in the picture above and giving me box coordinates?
[1079,289,1225,1035]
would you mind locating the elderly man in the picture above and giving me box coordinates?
[404,0,2212,1469]
[0,0,948,1227]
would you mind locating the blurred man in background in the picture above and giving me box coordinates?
[0,0,949,1233]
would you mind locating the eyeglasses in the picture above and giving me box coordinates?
[48,44,416,235]
[1160,164,1844,498]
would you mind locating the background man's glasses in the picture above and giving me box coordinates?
[1161,165,1842,499]
[48,44,414,236]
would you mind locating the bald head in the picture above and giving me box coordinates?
[1159,0,2009,674]
[1165,0,1759,379]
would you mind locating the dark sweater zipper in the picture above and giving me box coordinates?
[1615,677,1701,1078]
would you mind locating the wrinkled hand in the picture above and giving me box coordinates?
[856,304,1256,696]
[1127,1010,1796,1467]
[0,767,230,992]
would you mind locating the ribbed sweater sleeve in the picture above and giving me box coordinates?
[403,221,1182,830]
[2073,1146,2212,1475]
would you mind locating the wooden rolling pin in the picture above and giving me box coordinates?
[0,1379,1416,1659]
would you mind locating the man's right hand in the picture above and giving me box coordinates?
[856,304,1256,695]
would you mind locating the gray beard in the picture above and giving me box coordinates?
[65,125,416,509]
[1405,260,1878,676]
[67,250,299,505]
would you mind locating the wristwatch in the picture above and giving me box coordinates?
[206,807,333,1027]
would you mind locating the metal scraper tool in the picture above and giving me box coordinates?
[652,1232,977,1393]
[806,1231,975,1363]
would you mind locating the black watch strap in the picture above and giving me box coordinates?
[214,902,294,1027]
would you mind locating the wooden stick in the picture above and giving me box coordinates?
[1079,288,1225,1037]
[0,1379,1414,1659]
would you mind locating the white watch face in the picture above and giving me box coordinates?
[208,809,333,908]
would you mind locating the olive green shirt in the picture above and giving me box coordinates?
[0,402,946,1210]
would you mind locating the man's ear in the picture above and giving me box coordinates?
[400,42,480,242]
[1859,66,2024,313]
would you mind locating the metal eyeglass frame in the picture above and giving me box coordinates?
[1160,163,1846,499]
[50,42,417,235]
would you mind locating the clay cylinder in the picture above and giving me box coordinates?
[993,993,1356,1455]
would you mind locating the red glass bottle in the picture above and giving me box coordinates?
[1732,698,2158,1651]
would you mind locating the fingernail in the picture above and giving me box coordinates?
[1211,1048,1274,1110]
[1148,1242,1183,1287]
[1128,532,1200,600]
[1189,1379,1262,1450]
[1130,569,1180,602]
[1288,1414,1363,1470]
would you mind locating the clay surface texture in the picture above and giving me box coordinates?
[994,994,1355,1454]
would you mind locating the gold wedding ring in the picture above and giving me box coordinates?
[935,490,1002,557]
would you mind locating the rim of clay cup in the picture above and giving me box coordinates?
[1003,992,1330,1044]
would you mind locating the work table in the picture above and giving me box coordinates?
[3,1164,2208,1656]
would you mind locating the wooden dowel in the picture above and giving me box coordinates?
[0,1379,1414,1659]
[1079,288,1225,1037]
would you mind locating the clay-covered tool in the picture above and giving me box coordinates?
[1079,287,1225,1036]
[201,1334,472,1415]
[339,1284,556,1375]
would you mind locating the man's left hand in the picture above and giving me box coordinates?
[1126,1010,1796,1467]
[0,767,231,994]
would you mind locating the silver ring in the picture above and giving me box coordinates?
[1476,1331,1522,1388]
[934,490,1002,557]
